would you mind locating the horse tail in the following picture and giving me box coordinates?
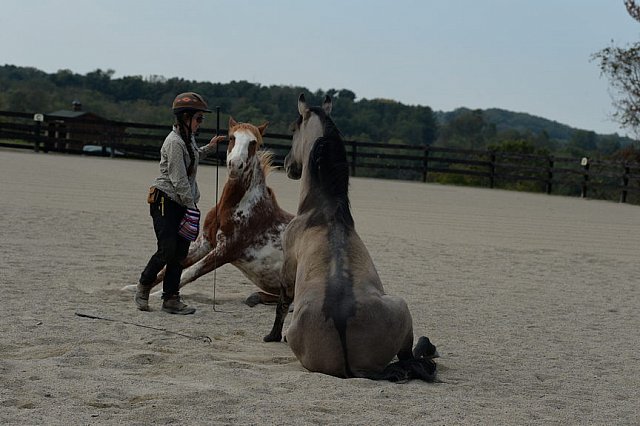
[322,258,357,379]
[320,218,357,379]
[337,326,355,378]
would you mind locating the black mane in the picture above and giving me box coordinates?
[299,108,353,228]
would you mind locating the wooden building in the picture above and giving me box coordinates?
[45,101,123,153]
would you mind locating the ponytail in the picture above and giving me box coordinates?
[175,112,196,176]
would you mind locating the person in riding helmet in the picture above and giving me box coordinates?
[135,92,225,314]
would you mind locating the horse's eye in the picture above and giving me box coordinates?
[250,140,257,146]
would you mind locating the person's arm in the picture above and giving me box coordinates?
[198,135,226,157]
[166,140,196,209]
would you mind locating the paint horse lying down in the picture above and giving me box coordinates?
[264,94,438,382]
[124,118,293,306]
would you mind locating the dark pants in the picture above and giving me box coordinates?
[139,192,190,298]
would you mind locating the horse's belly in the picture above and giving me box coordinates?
[232,243,283,294]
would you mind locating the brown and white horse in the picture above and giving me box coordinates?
[264,94,438,382]
[125,118,293,306]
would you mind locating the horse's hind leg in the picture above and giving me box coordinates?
[413,336,439,359]
[366,334,438,383]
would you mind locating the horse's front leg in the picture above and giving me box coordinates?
[149,240,232,296]
[264,252,296,342]
[263,285,293,342]
[147,236,210,291]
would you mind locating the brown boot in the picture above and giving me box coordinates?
[162,295,196,315]
[134,283,152,311]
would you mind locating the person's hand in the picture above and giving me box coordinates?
[208,135,226,149]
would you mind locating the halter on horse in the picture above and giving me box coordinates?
[264,94,438,382]
[124,118,293,306]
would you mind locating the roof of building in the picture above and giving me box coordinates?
[47,110,105,120]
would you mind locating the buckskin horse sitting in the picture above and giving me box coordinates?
[124,118,293,306]
[264,94,438,382]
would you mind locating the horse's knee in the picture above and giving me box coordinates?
[245,292,262,307]
[245,291,279,307]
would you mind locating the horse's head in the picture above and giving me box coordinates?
[284,93,332,180]
[227,117,269,179]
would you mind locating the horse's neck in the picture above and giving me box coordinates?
[297,138,353,227]
[297,171,315,214]
[221,158,267,207]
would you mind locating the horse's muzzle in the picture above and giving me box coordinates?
[284,155,302,180]
[285,164,302,180]
[227,159,246,178]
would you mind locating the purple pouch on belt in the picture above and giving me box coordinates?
[178,208,200,241]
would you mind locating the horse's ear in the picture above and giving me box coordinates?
[229,116,238,128]
[257,122,269,136]
[322,95,332,115]
[298,93,308,116]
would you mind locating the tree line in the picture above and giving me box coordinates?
[0,64,636,164]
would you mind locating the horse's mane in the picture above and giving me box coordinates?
[258,150,276,177]
[309,106,342,142]
[303,110,353,228]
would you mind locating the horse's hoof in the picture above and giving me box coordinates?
[121,284,136,293]
[263,333,282,342]
[245,293,261,307]
[413,336,439,359]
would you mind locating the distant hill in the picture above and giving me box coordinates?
[435,107,634,146]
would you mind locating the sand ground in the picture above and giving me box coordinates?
[1,148,639,425]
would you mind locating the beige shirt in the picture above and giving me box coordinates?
[151,127,215,209]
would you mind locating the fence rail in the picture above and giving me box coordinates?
[1,110,639,204]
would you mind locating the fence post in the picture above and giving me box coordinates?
[109,136,116,158]
[546,156,554,194]
[101,124,108,156]
[422,146,429,183]
[33,114,44,152]
[350,140,357,177]
[580,157,590,198]
[489,151,496,188]
[620,164,630,203]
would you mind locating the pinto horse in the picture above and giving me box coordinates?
[264,94,438,382]
[125,118,293,306]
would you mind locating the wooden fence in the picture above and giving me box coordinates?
[1,110,639,204]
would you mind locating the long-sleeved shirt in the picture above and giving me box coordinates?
[151,126,216,209]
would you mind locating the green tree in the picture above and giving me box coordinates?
[437,109,495,149]
[592,1,640,140]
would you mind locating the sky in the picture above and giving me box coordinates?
[1,0,639,136]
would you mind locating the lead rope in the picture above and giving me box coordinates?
[213,106,220,311]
